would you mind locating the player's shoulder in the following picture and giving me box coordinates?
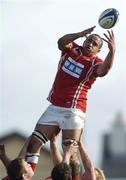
[95,56,103,63]
[62,42,80,52]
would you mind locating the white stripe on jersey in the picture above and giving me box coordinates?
[71,59,96,108]
[62,66,80,78]
[68,57,84,68]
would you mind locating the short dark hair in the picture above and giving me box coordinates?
[51,162,72,180]
[7,158,26,180]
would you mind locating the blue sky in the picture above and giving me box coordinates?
[0,0,126,166]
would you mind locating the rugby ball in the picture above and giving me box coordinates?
[98,8,119,29]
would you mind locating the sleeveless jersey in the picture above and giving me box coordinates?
[47,43,103,112]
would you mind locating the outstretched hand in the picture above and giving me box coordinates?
[62,141,79,157]
[102,30,116,53]
[79,26,96,38]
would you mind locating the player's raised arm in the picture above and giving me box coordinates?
[97,30,116,77]
[18,136,33,158]
[79,141,94,172]
[50,130,63,166]
[58,26,96,51]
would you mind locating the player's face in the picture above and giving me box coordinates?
[82,35,101,57]
[22,160,34,179]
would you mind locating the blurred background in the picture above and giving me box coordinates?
[0,0,126,179]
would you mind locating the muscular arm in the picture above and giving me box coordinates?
[79,141,97,180]
[58,26,96,51]
[62,143,78,165]
[79,141,94,171]
[97,30,116,77]
[50,136,63,166]
[18,136,34,158]
[50,140,78,166]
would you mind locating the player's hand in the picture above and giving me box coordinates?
[63,142,79,157]
[0,144,6,158]
[62,139,79,155]
[102,30,116,53]
[79,26,96,38]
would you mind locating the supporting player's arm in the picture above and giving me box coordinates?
[62,143,78,165]
[0,144,11,168]
[79,141,94,172]
[50,135,63,166]
[97,30,116,77]
[58,26,96,51]
[18,136,34,158]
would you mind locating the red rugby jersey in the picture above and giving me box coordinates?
[47,43,103,112]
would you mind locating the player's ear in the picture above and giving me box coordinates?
[65,42,73,49]
[22,173,28,179]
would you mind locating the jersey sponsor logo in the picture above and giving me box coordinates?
[62,57,84,78]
